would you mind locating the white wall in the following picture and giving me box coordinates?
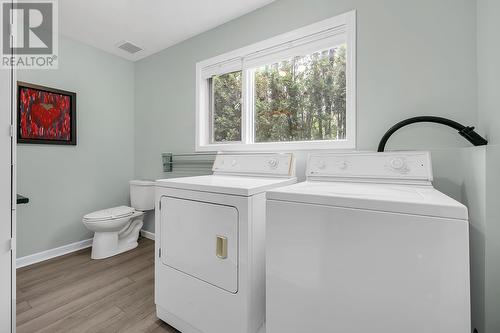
[16,36,135,257]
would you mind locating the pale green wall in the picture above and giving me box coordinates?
[135,0,477,181]
[431,146,486,333]
[16,36,135,257]
[135,0,478,225]
[477,0,500,145]
[477,0,500,332]
[484,147,500,333]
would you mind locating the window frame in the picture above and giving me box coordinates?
[196,10,356,152]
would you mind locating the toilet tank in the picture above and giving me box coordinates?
[129,180,155,211]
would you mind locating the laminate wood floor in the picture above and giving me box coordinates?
[17,238,179,333]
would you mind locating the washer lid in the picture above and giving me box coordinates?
[156,175,297,196]
[83,206,135,221]
[266,181,468,220]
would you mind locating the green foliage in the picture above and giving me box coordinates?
[212,44,347,143]
[212,71,242,142]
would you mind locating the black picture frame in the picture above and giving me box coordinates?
[17,81,77,145]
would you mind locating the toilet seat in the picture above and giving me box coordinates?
[83,206,135,222]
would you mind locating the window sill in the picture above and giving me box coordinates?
[196,140,356,152]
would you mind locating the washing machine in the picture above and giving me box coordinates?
[155,153,296,333]
[266,151,470,333]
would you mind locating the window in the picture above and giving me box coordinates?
[196,11,356,151]
[210,71,242,142]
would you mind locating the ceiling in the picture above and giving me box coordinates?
[59,0,274,62]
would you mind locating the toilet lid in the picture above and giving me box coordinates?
[83,206,135,221]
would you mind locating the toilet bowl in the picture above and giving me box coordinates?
[83,180,155,259]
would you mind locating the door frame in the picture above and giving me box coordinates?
[10,56,16,333]
[6,0,16,330]
[0,27,15,333]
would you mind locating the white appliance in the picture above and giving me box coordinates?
[155,153,296,333]
[266,152,470,333]
[83,180,155,259]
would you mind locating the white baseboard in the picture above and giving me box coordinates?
[140,229,155,241]
[16,238,93,269]
[17,231,155,269]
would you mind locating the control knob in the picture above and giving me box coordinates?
[389,157,405,170]
[268,158,279,169]
[338,161,349,170]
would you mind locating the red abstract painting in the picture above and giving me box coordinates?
[18,82,76,145]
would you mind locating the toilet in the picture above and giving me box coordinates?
[83,180,155,259]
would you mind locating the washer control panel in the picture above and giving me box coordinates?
[213,153,295,177]
[307,152,432,182]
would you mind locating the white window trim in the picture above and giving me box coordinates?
[196,10,356,152]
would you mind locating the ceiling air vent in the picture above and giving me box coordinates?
[117,41,143,54]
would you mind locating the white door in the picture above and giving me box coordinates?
[161,197,239,293]
[0,62,14,329]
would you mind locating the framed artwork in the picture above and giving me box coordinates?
[17,82,77,145]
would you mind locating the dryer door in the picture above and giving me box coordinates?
[161,196,238,293]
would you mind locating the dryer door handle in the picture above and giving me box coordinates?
[216,235,228,259]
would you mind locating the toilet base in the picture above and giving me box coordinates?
[90,213,144,259]
[91,240,139,260]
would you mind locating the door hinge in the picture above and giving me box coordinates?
[9,125,14,138]
[158,248,161,258]
[10,238,15,251]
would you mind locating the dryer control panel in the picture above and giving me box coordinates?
[212,153,295,177]
[307,151,433,183]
